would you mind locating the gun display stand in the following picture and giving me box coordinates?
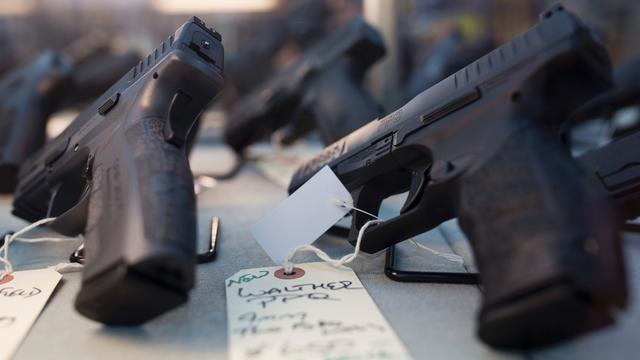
[69,217,221,265]
[623,222,640,233]
[328,225,480,284]
[384,245,479,284]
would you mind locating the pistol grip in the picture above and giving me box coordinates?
[457,125,627,349]
[0,51,74,193]
[0,103,50,193]
[304,58,382,144]
[75,116,197,325]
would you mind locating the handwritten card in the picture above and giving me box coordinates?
[0,269,62,359]
[251,166,353,264]
[226,262,412,360]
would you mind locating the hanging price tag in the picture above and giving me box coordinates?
[226,262,412,360]
[0,269,62,359]
[251,166,353,264]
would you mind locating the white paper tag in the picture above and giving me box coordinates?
[0,269,62,360]
[251,166,353,264]
[226,262,412,360]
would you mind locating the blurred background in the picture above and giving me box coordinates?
[1,3,639,358]
[1,0,638,112]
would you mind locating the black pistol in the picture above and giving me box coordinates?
[0,36,140,194]
[0,51,74,192]
[224,16,385,154]
[288,6,627,349]
[65,35,142,108]
[575,57,640,220]
[12,17,224,325]
[579,129,640,220]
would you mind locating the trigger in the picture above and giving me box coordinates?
[164,91,196,147]
[400,170,427,214]
[347,184,390,246]
[49,155,94,237]
[50,184,91,236]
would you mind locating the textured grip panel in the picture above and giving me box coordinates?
[457,125,627,349]
[76,116,196,325]
[127,117,197,253]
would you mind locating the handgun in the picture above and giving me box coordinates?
[0,51,74,192]
[224,16,385,154]
[569,56,640,134]
[225,0,331,97]
[288,6,627,349]
[405,30,493,100]
[0,37,140,193]
[11,17,224,325]
[575,57,640,220]
[579,129,640,220]
[66,50,142,108]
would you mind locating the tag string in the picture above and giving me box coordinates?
[282,199,464,274]
[283,219,382,274]
[1,218,84,277]
[334,199,464,264]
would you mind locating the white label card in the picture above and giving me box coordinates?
[251,166,353,264]
[0,269,62,360]
[226,262,413,360]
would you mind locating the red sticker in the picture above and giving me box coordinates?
[0,274,13,285]
[274,267,305,280]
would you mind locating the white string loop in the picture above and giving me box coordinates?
[283,219,382,274]
[1,218,84,277]
[281,198,464,274]
[48,262,85,273]
[335,198,464,265]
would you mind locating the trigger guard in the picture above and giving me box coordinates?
[346,185,386,246]
[346,171,414,249]
[50,183,91,236]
